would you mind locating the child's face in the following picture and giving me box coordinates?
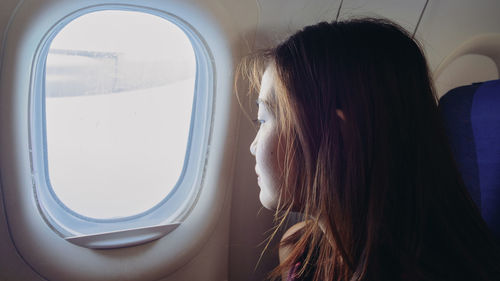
[250,66,283,210]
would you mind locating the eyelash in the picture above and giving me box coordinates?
[252,119,264,127]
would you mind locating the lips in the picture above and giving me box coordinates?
[255,167,261,183]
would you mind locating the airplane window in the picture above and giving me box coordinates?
[28,4,213,246]
[43,10,196,219]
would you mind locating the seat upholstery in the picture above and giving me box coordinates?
[439,79,500,240]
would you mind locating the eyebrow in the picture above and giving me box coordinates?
[256,98,273,110]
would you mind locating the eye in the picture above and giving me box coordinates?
[252,119,265,127]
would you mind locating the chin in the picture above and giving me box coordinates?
[259,190,278,210]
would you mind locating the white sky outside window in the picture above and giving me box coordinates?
[44,11,196,219]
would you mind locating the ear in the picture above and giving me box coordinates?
[336,109,346,121]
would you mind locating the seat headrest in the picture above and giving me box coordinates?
[439,79,500,239]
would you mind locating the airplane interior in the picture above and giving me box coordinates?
[0,0,499,280]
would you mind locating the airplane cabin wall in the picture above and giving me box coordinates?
[417,0,500,96]
[0,2,44,280]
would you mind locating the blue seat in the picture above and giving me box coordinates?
[439,79,500,240]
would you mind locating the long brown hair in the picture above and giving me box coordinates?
[240,18,500,281]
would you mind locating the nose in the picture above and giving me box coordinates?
[250,135,257,156]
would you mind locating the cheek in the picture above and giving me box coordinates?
[257,131,280,176]
[256,134,281,210]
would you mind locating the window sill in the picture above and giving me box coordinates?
[65,223,180,249]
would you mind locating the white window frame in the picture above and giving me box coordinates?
[29,5,214,248]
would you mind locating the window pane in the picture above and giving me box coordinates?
[44,10,196,219]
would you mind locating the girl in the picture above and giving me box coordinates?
[244,18,500,281]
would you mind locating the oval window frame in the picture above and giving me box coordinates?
[28,5,214,248]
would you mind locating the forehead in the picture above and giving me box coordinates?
[257,65,275,111]
[258,66,275,103]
